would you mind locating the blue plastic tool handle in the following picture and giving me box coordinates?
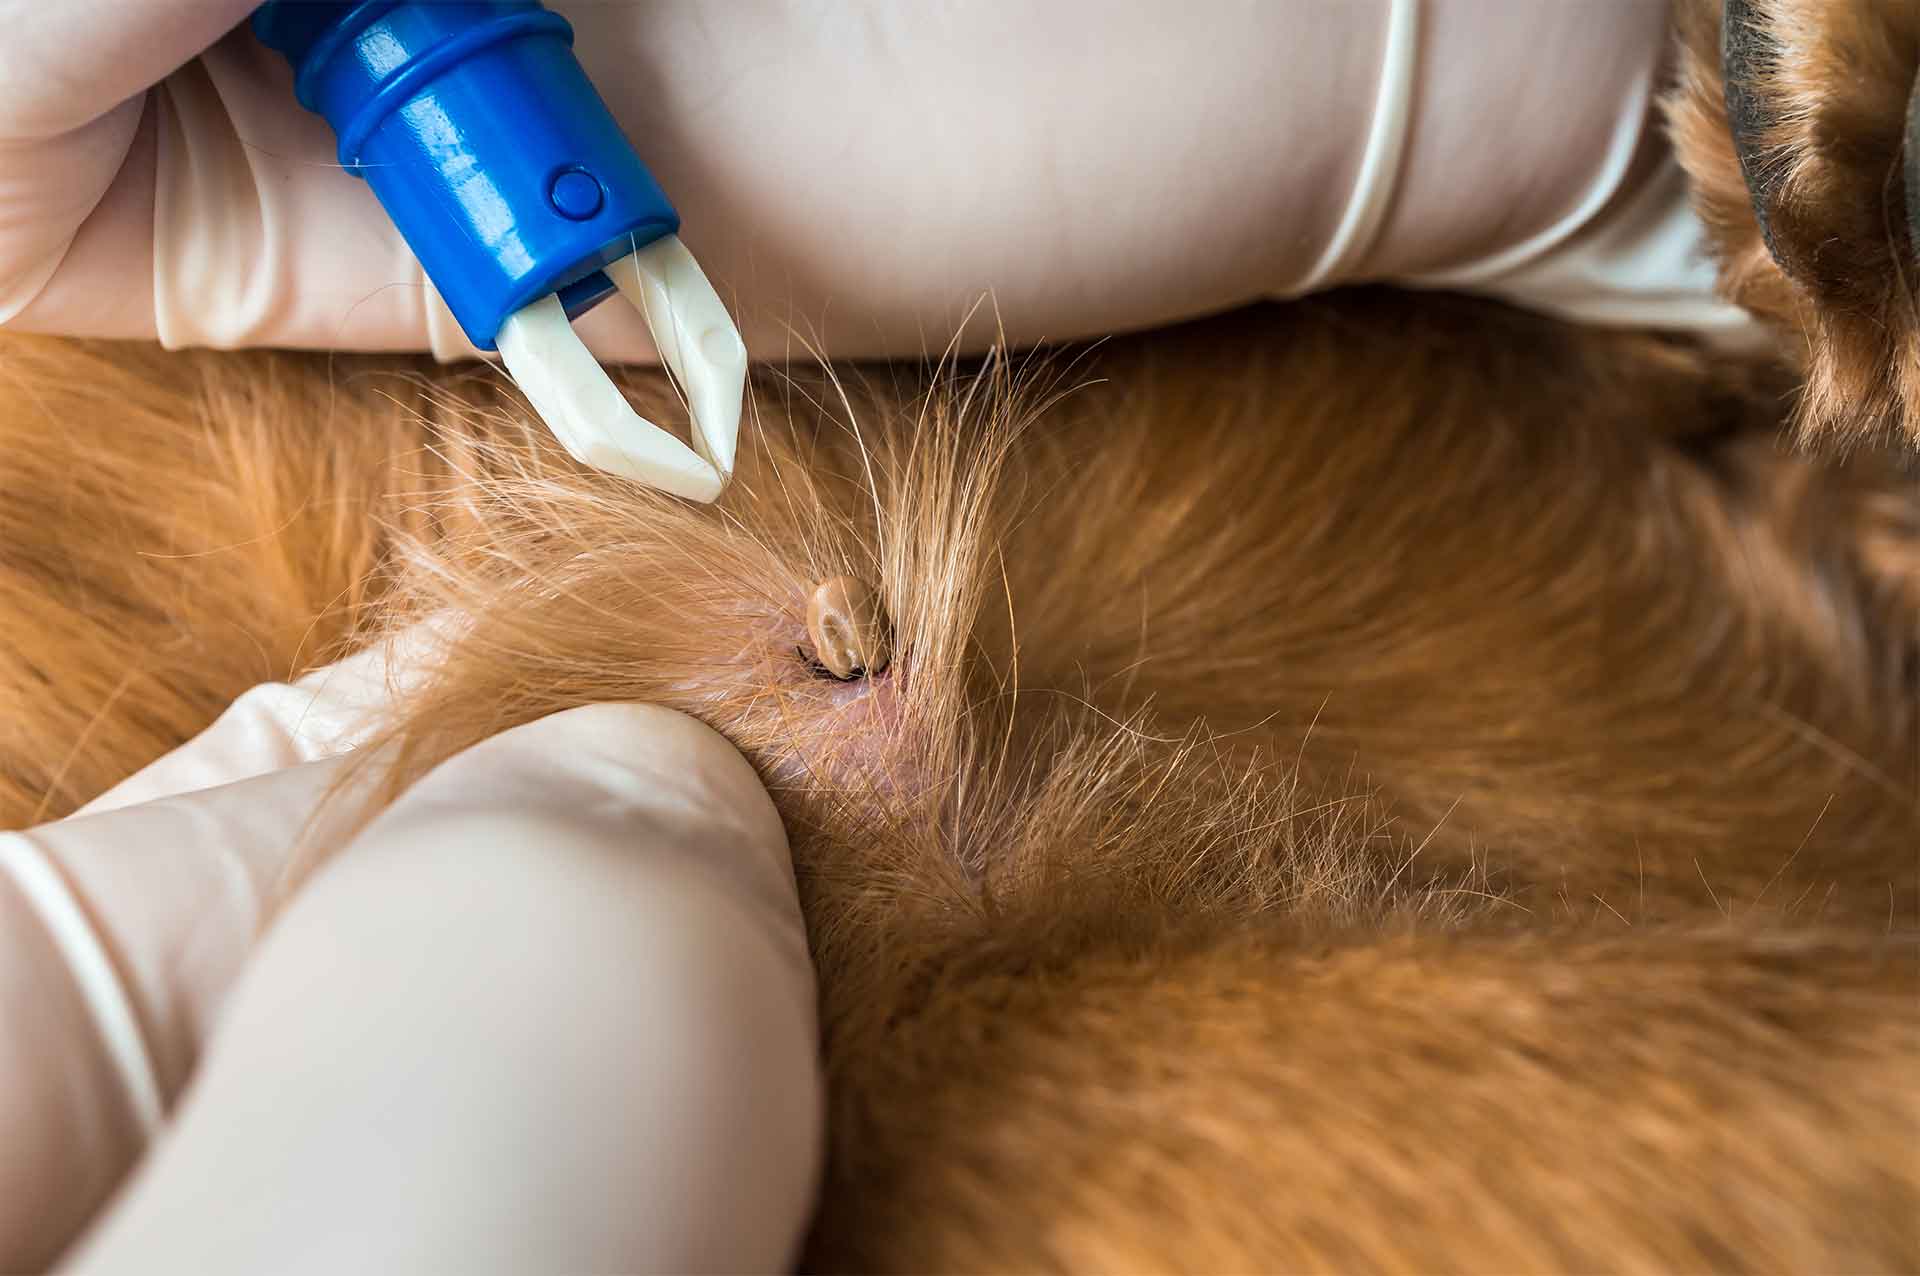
[252,0,680,351]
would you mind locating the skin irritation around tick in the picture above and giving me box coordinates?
[805,576,892,681]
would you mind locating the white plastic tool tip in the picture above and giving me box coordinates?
[495,235,745,502]
[610,235,747,479]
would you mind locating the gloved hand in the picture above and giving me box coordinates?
[0,629,822,1274]
[0,0,1755,362]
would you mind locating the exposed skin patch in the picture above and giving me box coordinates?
[765,656,912,796]
[678,595,915,797]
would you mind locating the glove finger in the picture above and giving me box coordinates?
[65,703,820,1275]
[0,2,257,325]
[0,841,152,1268]
[11,751,372,1106]
[0,0,257,141]
[0,745,370,1263]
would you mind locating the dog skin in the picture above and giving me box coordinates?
[1,7,1918,1272]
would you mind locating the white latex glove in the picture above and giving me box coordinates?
[1,0,1756,361]
[0,632,822,1274]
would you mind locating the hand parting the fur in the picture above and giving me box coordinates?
[0,626,822,1273]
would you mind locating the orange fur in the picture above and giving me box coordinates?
[0,338,459,821]
[1,283,1915,1269]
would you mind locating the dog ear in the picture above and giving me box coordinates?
[1907,64,1920,263]
[1668,0,1920,449]
[1720,0,1786,263]
[1719,0,1919,293]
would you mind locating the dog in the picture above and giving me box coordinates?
[0,2,1915,1269]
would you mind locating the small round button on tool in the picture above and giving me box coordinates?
[548,169,604,220]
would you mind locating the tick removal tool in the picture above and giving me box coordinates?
[253,1,746,501]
